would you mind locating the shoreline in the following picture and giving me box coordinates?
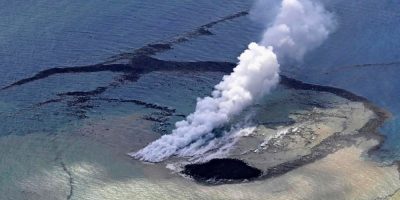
[1,54,393,178]
[1,57,397,198]
[182,74,393,185]
[280,74,391,159]
[260,81,392,179]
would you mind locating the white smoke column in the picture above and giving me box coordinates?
[260,0,335,61]
[133,44,279,162]
[132,0,335,162]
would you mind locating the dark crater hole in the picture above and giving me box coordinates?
[182,158,263,184]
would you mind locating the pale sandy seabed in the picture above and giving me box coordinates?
[0,88,399,200]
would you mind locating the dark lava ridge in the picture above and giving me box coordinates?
[182,158,263,184]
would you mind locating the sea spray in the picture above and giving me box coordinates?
[132,0,335,162]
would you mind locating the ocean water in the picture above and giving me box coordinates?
[156,0,400,162]
[0,0,400,199]
[0,0,252,87]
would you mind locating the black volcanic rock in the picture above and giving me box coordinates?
[183,158,262,184]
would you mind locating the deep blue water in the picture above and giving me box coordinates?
[0,0,399,162]
[0,0,251,87]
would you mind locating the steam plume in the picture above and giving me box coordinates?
[132,0,335,162]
